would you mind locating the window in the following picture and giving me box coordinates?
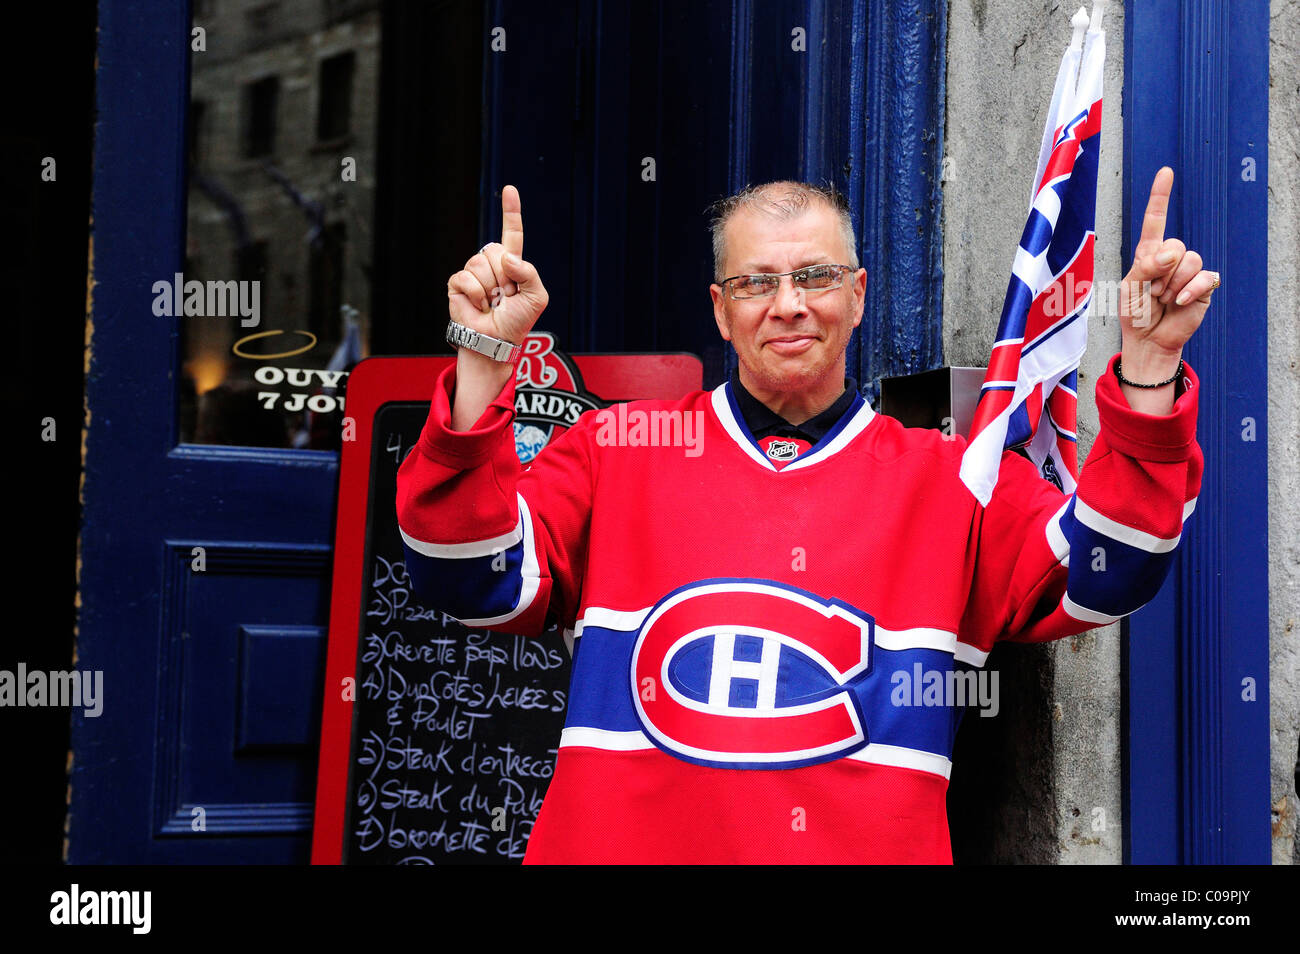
[189,99,206,168]
[237,240,269,287]
[317,51,355,142]
[309,223,346,339]
[243,76,279,159]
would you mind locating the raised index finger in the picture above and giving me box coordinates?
[501,184,524,260]
[1137,166,1174,249]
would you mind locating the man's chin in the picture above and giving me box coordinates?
[747,354,835,392]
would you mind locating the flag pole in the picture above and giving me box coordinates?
[1089,0,1107,33]
[1070,7,1089,53]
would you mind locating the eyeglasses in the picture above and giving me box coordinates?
[719,264,855,300]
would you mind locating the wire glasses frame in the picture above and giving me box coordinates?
[718,263,855,300]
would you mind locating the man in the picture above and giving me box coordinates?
[396,175,1209,863]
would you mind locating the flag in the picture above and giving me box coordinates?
[326,305,363,374]
[959,4,1105,506]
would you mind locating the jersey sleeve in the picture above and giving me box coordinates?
[394,363,594,638]
[960,354,1203,650]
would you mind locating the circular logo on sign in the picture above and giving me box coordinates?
[510,331,606,463]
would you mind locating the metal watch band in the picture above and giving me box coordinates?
[445,319,522,363]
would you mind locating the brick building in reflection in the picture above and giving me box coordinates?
[182,0,379,445]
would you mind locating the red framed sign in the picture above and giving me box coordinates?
[311,339,702,863]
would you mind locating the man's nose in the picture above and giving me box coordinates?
[769,275,807,317]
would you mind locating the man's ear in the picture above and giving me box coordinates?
[851,267,867,328]
[710,284,732,342]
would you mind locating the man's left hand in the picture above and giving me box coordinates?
[1117,166,1219,410]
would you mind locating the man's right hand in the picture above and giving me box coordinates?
[446,184,548,432]
[447,184,549,347]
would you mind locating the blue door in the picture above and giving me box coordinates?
[70,0,945,862]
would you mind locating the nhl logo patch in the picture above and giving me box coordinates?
[758,436,810,463]
[765,439,801,461]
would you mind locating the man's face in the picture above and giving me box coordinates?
[710,201,866,396]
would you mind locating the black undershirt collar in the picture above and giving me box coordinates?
[729,368,860,444]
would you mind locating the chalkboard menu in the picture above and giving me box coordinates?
[312,348,703,864]
[348,401,570,863]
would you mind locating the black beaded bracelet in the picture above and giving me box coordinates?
[1115,357,1183,389]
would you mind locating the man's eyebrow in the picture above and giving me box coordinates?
[735,257,835,273]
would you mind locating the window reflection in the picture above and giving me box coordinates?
[181,0,380,449]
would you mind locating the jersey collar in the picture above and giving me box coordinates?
[710,377,876,472]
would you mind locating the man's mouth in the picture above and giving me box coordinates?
[764,335,818,356]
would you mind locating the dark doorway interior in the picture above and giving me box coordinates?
[0,2,97,864]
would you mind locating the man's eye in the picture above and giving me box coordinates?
[797,266,839,288]
[735,276,779,296]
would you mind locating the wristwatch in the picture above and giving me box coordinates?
[445,319,522,363]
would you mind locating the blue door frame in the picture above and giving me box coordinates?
[1122,0,1272,863]
[71,0,339,862]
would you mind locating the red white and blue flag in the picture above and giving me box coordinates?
[960,5,1106,506]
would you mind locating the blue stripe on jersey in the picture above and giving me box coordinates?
[1060,498,1180,617]
[401,537,526,621]
[856,647,973,758]
[565,626,643,732]
[566,625,975,759]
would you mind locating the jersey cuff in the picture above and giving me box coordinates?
[417,362,518,469]
[1095,353,1199,462]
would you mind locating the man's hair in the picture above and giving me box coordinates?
[706,180,858,282]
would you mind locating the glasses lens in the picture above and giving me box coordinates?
[796,265,843,290]
[732,276,780,299]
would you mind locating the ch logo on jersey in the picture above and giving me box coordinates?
[630,579,874,769]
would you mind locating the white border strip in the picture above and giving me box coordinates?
[560,727,655,751]
[455,494,542,626]
[710,385,776,471]
[399,520,522,559]
[1062,592,1123,625]
[845,743,952,780]
[783,399,877,472]
[574,605,652,639]
[1045,498,1072,566]
[1074,497,1181,553]
[866,624,989,667]
[874,625,956,655]
[559,728,953,780]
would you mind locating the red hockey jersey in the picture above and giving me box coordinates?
[395,355,1202,863]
